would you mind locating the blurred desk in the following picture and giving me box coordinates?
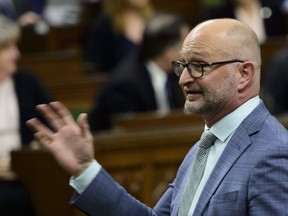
[112,109,203,132]
[10,150,85,216]
[19,25,85,53]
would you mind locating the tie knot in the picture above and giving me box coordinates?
[199,130,217,148]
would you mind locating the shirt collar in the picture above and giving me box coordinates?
[206,96,261,142]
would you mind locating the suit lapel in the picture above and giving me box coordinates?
[192,102,269,216]
[192,126,251,216]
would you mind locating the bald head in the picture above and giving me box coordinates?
[183,18,261,74]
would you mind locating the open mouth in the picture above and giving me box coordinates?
[184,87,203,101]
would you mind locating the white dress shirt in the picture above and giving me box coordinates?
[146,60,170,115]
[0,77,21,177]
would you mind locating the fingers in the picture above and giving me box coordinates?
[26,118,54,147]
[27,118,53,134]
[36,104,62,131]
[77,113,91,138]
[27,101,82,146]
[36,101,75,131]
[49,101,75,125]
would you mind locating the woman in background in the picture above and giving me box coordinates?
[83,0,154,73]
[206,0,287,43]
[0,14,52,215]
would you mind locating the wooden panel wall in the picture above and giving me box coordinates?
[18,49,109,111]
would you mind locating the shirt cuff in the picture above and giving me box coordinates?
[69,160,101,194]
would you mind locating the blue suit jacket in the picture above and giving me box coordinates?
[71,102,288,216]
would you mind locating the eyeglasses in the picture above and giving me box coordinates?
[171,60,244,78]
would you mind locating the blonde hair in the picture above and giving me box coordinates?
[103,0,154,33]
[0,15,20,50]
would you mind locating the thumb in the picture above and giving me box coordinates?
[77,113,91,138]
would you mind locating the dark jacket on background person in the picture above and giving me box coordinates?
[88,12,189,132]
[84,14,138,73]
[262,46,288,115]
[13,69,52,145]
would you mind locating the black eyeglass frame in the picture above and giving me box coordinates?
[172,60,245,78]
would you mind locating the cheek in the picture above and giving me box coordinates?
[205,72,236,96]
[217,74,237,97]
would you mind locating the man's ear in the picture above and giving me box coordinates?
[238,62,255,91]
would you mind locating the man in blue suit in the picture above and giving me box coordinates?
[27,18,288,216]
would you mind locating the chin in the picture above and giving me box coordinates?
[184,103,197,114]
[184,101,206,115]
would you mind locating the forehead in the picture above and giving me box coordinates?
[180,31,227,61]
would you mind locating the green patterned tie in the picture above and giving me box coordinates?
[178,130,217,216]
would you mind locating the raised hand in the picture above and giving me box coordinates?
[26,101,94,177]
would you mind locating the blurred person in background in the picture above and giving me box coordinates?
[83,0,154,73]
[0,0,47,27]
[261,45,288,115]
[205,0,288,44]
[0,14,52,215]
[43,0,83,27]
[88,12,190,132]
